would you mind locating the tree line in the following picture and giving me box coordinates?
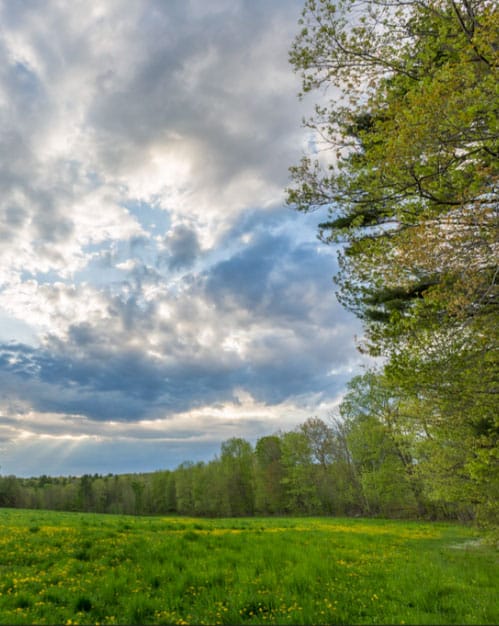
[0,371,488,521]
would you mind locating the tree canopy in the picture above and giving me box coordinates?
[287,0,498,524]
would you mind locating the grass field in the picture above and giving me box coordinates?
[0,509,497,625]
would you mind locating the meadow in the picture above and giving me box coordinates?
[0,509,497,625]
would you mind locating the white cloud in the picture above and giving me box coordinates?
[0,281,112,339]
[0,0,367,475]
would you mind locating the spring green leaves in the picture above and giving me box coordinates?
[287,0,498,523]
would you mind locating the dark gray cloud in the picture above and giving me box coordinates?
[164,225,201,270]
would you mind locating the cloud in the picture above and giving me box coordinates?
[0,1,367,475]
[0,210,363,425]
[0,0,311,289]
[163,225,201,271]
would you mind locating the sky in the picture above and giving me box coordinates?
[0,0,367,477]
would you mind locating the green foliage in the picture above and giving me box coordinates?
[221,438,255,516]
[280,430,320,513]
[287,0,498,524]
[254,436,286,514]
[3,407,492,522]
[0,508,497,625]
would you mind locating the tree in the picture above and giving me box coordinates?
[323,416,367,515]
[299,417,337,512]
[288,0,497,332]
[340,373,426,517]
[0,475,22,508]
[254,436,286,514]
[78,474,95,512]
[147,470,176,514]
[288,0,498,522]
[175,462,196,515]
[220,438,255,516]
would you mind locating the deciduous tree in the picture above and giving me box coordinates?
[288,0,498,522]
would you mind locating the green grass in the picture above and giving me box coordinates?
[0,509,497,624]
